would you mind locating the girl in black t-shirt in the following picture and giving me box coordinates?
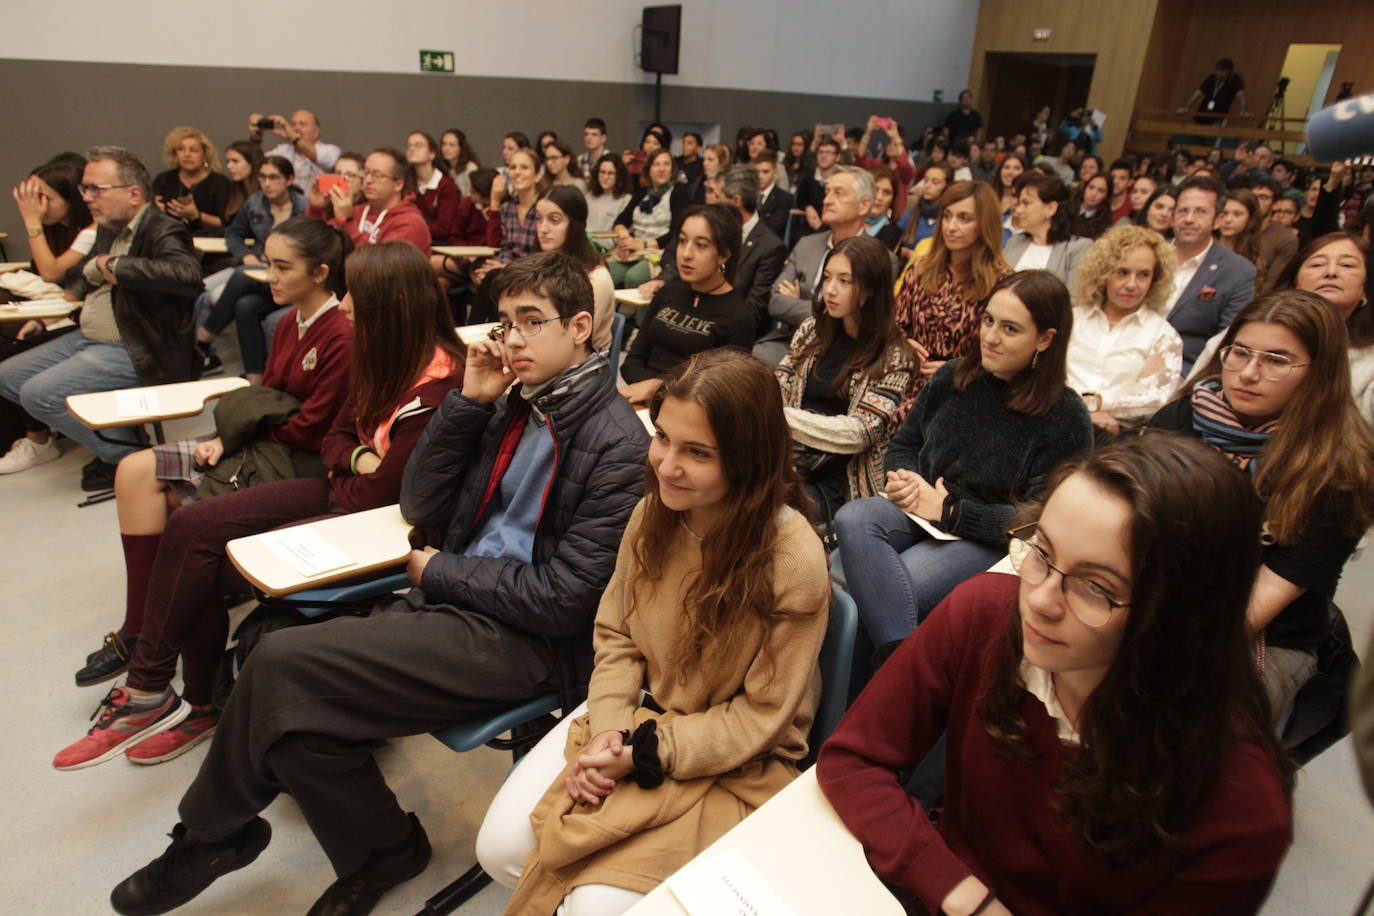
[1149,290,1374,716]
[618,204,753,406]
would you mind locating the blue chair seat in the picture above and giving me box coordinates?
[283,571,411,618]
[431,693,562,753]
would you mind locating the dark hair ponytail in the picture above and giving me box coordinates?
[269,216,354,297]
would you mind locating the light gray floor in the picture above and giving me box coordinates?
[1,407,1371,914]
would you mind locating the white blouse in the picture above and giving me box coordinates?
[1066,304,1184,423]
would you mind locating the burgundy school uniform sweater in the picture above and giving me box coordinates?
[261,305,353,453]
[817,573,1292,916]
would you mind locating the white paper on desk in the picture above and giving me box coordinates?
[667,847,798,916]
[879,492,962,541]
[259,528,356,577]
[114,388,163,418]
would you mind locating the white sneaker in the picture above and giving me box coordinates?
[0,437,61,474]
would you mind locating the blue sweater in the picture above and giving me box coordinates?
[463,411,557,564]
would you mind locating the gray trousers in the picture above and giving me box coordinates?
[1262,645,1319,724]
[177,590,558,877]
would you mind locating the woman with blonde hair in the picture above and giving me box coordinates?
[152,126,231,231]
[475,348,830,915]
[1068,224,1183,436]
[893,180,1011,395]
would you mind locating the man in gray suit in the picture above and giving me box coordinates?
[1165,176,1256,372]
[754,166,897,366]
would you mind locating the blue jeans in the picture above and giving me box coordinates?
[832,496,1002,647]
[202,268,277,374]
[0,332,143,463]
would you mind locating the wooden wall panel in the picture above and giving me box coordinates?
[967,0,1160,161]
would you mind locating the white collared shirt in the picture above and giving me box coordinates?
[741,212,759,240]
[416,168,443,193]
[1020,659,1080,745]
[297,294,340,336]
[1164,239,1212,315]
[1067,303,1185,422]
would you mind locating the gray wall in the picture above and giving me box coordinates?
[0,58,950,247]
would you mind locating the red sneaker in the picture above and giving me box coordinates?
[53,687,188,771]
[126,706,220,765]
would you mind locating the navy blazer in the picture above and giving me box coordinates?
[1167,241,1256,372]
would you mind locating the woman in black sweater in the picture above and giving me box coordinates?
[618,204,754,406]
[832,270,1093,655]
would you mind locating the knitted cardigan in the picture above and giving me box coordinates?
[776,317,916,500]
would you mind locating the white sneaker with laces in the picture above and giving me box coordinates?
[0,436,61,474]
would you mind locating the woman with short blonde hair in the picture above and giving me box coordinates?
[152,126,231,230]
[1067,224,1182,436]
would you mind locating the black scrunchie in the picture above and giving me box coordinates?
[623,719,664,789]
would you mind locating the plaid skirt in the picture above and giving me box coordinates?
[152,434,216,504]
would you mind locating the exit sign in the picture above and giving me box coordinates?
[420,50,454,73]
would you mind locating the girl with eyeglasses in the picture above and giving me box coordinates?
[1150,290,1374,717]
[818,432,1294,916]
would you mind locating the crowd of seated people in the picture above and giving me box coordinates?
[1,94,1372,916]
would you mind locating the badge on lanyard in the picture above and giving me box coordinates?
[302,347,318,370]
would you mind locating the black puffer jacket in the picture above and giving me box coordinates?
[400,354,649,641]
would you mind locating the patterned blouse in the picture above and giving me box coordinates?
[498,199,539,264]
[893,262,1006,395]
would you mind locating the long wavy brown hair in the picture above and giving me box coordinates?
[1189,290,1374,542]
[631,349,814,671]
[1220,189,1263,266]
[910,180,1009,304]
[980,432,1291,869]
[344,242,464,433]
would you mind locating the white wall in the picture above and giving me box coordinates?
[0,0,977,101]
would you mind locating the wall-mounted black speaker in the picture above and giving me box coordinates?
[641,5,681,75]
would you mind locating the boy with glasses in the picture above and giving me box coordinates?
[110,252,648,916]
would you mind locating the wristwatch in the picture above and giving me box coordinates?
[26,226,42,238]
[1082,392,1103,413]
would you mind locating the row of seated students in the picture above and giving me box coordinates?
[0,126,1372,914]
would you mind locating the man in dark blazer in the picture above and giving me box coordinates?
[1166,176,1256,372]
[0,146,200,488]
[752,155,794,240]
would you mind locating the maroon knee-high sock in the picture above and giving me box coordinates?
[119,532,162,636]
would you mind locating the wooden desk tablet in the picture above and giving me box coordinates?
[0,299,76,321]
[614,289,652,308]
[0,261,30,274]
[227,504,414,596]
[66,377,249,430]
[635,408,654,434]
[243,268,269,282]
[433,245,499,259]
[192,237,228,254]
[626,768,902,915]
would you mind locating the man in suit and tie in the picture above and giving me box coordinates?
[752,155,794,240]
[1165,176,1256,372]
[753,166,898,367]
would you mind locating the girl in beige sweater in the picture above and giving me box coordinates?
[476,348,831,915]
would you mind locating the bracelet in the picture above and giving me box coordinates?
[969,888,997,916]
[348,444,374,475]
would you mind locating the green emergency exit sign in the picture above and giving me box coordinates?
[420,50,454,73]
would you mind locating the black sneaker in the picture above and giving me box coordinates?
[81,459,118,492]
[196,340,223,375]
[306,813,431,916]
[110,818,271,916]
[75,631,138,687]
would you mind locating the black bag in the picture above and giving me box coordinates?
[1280,601,1360,765]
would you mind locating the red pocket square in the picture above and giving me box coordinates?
[1198,286,1218,301]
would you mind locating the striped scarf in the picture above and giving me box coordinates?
[1190,379,1279,473]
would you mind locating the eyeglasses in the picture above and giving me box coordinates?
[1219,344,1309,381]
[78,183,133,199]
[1007,524,1128,628]
[487,316,563,341]
[362,170,396,182]
[257,173,286,182]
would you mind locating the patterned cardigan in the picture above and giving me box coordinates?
[776,317,916,500]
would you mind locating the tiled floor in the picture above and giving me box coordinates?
[2,405,1371,914]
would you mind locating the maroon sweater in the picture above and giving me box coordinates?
[261,305,353,453]
[413,174,461,244]
[817,573,1292,916]
[340,198,433,255]
[449,197,503,247]
[319,370,462,513]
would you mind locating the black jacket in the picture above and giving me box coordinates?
[68,205,203,385]
[738,220,787,336]
[400,355,648,641]
[757,185,794,239]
